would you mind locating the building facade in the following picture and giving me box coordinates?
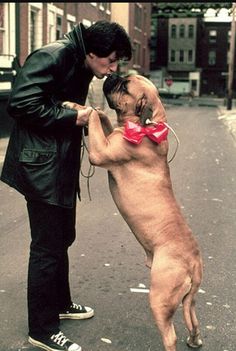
[199,20,232,96]
[0,2,151,137]
[111,2,151,77]
[150,3,235,97]
[0,2,151,93]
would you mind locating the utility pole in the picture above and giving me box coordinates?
[227,2,236,110]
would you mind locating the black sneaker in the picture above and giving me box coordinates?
[28,331,82,351]
[59,302,94,320]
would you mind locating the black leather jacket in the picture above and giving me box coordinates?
[1,25,94,208]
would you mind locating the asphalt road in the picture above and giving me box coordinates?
[0,105,236,351]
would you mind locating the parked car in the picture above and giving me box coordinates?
[158,88,182,99]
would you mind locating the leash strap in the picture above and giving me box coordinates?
[80,128,95,201]
[145,118,180,163]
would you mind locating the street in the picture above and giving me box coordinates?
[0,104,236,351]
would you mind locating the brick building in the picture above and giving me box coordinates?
[199,19,232,96]
[0,2,151,137]
[0,2,151,92]
[150,3,235,97]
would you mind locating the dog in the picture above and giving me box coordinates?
[64,74,203,351]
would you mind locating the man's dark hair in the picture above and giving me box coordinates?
[81,20,132,60]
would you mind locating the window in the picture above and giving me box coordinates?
[133,41,141,66]
[67,14,76,32]
[67,20,75,32]
[188,50,193,62]
[191,79,197,90]
[30,9,37,52]
[208,50,216,65]
[48,10,56,43]
[170,50,176,62]
[151,18,157,37]
[47,5,64,43]
[134,3,142,29]
[179,49,184,62]
[171,24,176,38]
[0,3,16,89]
[188,25,194,38]
[179,24,185,38]
[29,4,42,53]
[209,29,217,43]
[150,49,157,63]
[0,3,5,54]
[56,15,62,40]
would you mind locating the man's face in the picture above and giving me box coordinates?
[86,51,119,79]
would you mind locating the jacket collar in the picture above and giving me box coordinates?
[64,23,87,60]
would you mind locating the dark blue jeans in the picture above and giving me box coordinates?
[26,199,76,339]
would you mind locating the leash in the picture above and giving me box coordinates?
[145,118,180,163]
[80,107,100,201]
[80,113,180,201]
[80,127,95,201]
[164,122,180,163]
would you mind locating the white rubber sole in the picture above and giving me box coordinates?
[28,336,82,351]
[59,308,94,320]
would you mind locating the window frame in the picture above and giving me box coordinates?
[28,3,43,54]
[208,50,216,65]
[188,24,194,39]
[179,24,185,38]
[179,49,184,62]
[171,24,176,39]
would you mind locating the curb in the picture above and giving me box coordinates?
[0,137,9,165]
[217,107,236,143]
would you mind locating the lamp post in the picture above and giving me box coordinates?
[227,2,236,110]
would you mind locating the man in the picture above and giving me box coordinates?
[1,20,132,351]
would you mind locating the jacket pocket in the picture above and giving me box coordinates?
[19,148,57,200]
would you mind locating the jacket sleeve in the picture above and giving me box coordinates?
[7,50,78,129]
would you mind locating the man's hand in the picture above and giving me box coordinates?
[62,101,93,126]
[75,107,93,126]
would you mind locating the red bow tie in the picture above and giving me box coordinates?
[123,121,168,145]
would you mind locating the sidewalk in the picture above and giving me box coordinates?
[0,137,9,165]
[217,105,236,142]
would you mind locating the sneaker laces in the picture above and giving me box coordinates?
[71,302,84,311]
[51,331,69,346]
